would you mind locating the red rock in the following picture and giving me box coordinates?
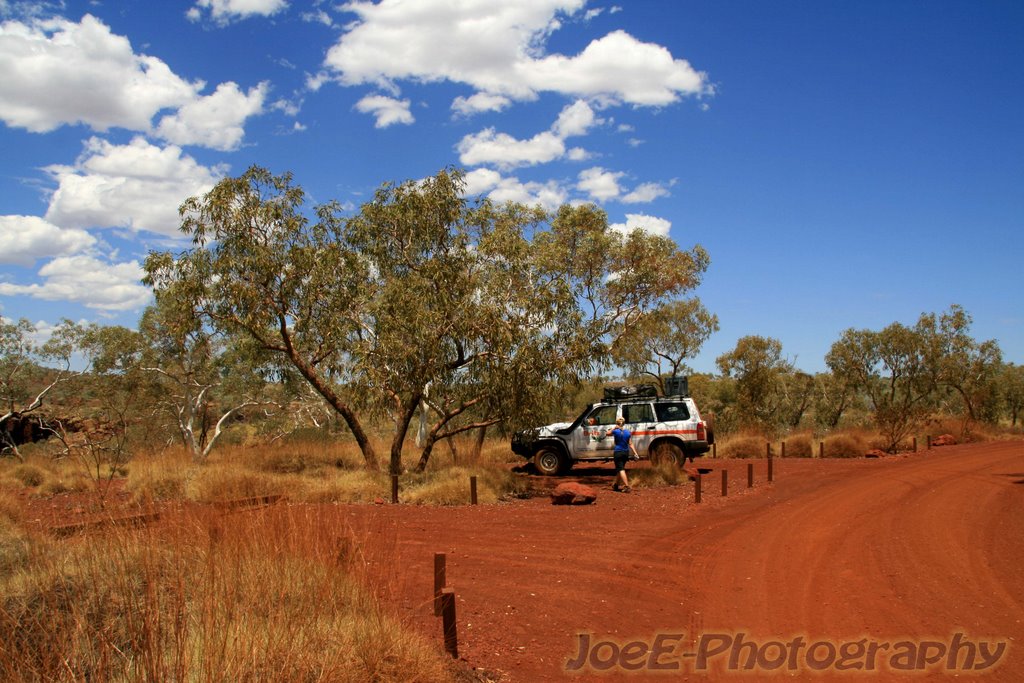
[550,482,597,505]
[865,449,887,458]
[373,497,386,505]
[932,434,958,447]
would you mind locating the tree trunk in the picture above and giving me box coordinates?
[473,425,487,461]
[286,350,380,470]
[388,393,422,475]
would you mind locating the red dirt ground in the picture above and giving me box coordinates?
[343,442,1023,681]
[20,442,1023,681]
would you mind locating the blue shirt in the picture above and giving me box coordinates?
[611,427,632,453]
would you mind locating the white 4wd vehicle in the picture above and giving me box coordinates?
[512,384,713,476]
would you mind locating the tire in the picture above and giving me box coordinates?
[650,441,683,468]
[534,447,566,476]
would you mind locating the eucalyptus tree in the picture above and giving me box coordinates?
[147,166,711,474]
[715,335,792,430]
[145,167,380,466]
[826,319,937,451]
[611,297,719,393]
[920,305,1002,424]
[0,318,79,458]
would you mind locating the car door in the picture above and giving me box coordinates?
[575,404,619,458]
[622,402,657,455]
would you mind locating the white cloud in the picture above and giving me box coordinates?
[324,1,708,107]
[354,94,413,128]
[0,254,151,311]
[456,99,598,169]
[0,14,267,149]
[451,92,512,116]
[487,176,568,211]
[457,128,564,169]
[463,168,502,195]
[566,147,590,161]
[462,168,566,211]
[577,166,623,201]
[609,213,672,237]
[622,181,669,204]
[551,99,597,138]
[525,30,708,106]
[0,14,200,133]
[44,137,225,238]
[0,216,96,266]
[156,81,268,151]
[188,0,288,25]
[302,9,333,26]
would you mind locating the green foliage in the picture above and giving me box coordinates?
[716,335,793,431]
[148,166,712,474]
[612,297,719,392]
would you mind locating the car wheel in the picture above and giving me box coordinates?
[534,447,566,476]
[651,441,683,468]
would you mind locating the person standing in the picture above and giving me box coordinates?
[608,416,638,493]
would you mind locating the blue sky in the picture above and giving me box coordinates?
[1,0,1022,373]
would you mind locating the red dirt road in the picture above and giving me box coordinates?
[345,441,1023,681]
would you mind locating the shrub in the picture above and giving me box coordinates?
[10,464,46,488]
[718,434,768,459]
[782,434,814,458]
[631,461,685,488]
[824,432,867,458]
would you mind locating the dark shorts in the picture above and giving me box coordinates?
[613,452,629,472]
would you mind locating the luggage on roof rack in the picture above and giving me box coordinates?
[664,375,689,397]
[603,384,658,401]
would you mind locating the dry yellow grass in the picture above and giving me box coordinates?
[0,506,458,682]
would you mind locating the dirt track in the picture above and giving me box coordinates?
[345,441,1023,681]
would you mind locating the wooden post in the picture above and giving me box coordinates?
[927,435,932,450]
[441,587,458,658]
[767,449,774,483]
[694,474,702,503]
[469,476,478,505]
[712,442,717,458]
[819,441,824,458]
[781,441,787,458]
[391,475,399,504]
[747,463,754,488]
[433,552,446,617]
[721,469,728,497]
[766,442,771,459]
[913,436,917,453]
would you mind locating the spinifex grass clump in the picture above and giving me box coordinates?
[0,507,456,682]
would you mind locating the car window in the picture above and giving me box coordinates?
[587,405,619,426]
[623,403,654,423]
[654,402,690,422]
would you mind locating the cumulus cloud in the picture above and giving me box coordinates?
[622,181,670,203]
[324,1,708,108]
[452,92,512,116]
[0,14,200,133]
[456,99,597,169]
[461,168,566,211]
[187,0,289,25]
[44,137,225,238]
[0,254,151,311]
[609,213,672,237]
[0,216,96,266]
[457,128,564,169]
[354,94,413,128]
[0,14,267,148]
[155,81,268,151]
[577,166,623,202]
